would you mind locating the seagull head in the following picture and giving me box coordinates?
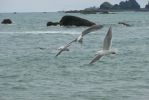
[58,46,64,50]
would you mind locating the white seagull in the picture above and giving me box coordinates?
[89,26,116,64]
[55,40,76,57]
[56,24,103,57]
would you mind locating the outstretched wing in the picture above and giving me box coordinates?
[89,54,103,64]
[103,26,112,50]
[55,49,63,57]
[55,39,76,57]
[81,24,103,36]
[65,39,76,48]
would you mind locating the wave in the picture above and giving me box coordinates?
[0,31,81,35]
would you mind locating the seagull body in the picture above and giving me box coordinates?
[89,27,116,64]
[58,46,69,51]
[56,24,103,57]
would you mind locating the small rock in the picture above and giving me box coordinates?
[47,21,59,26]
[1,19,12,24]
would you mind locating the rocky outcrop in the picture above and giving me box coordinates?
[100,2,113,9]
[59,15,95,26]
[112,4,120,9]
[100,10,109,14]
[1,19,12,24]
[47,21,59,26]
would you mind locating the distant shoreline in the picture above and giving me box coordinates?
[0,9,149,14]
[64,8,149,14]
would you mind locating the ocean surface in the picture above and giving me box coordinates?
[0,12,149,100]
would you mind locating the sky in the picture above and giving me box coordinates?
[0,0,148,12]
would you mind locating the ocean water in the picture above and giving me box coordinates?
[0,12,149,100]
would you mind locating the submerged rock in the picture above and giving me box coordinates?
[118,22,132,27]
[59,15,95,26]
[1,19,12,24]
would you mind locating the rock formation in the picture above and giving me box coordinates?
[59,15,95,26]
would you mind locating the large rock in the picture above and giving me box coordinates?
[1,19,12,24]
[47,21,59,26]
[59,15,95,26]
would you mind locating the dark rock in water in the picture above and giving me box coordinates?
[80,11,97,14]
[1,19,12,24]
[47,21,59,26]
[100,11,116,14]
[118,22,132,27]
[65,10,79,13]
[59,15,95,26]
[100,10,109,14]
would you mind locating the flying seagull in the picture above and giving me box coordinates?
[74,24,103,45]
[89,26,116,64]
[56,24,103,57]
[55,40,75,57]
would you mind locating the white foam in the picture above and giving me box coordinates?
[0,31,80,35]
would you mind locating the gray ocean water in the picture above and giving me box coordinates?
[0,12,149,100]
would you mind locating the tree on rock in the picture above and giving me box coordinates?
[112,4,120,9]
[145,2,149,9]
[119,0,140,9]
[100,2,113,9]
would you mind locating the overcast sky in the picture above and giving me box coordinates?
[0,0,148,12]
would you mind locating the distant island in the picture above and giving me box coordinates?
[65,0,149,14]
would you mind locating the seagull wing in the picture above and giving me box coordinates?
[81,24,103,36]
[55,39,76,57]
[103,26,112,50]
[65,39,76,48]
[89,54,103,64]
[55,49,63,57]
